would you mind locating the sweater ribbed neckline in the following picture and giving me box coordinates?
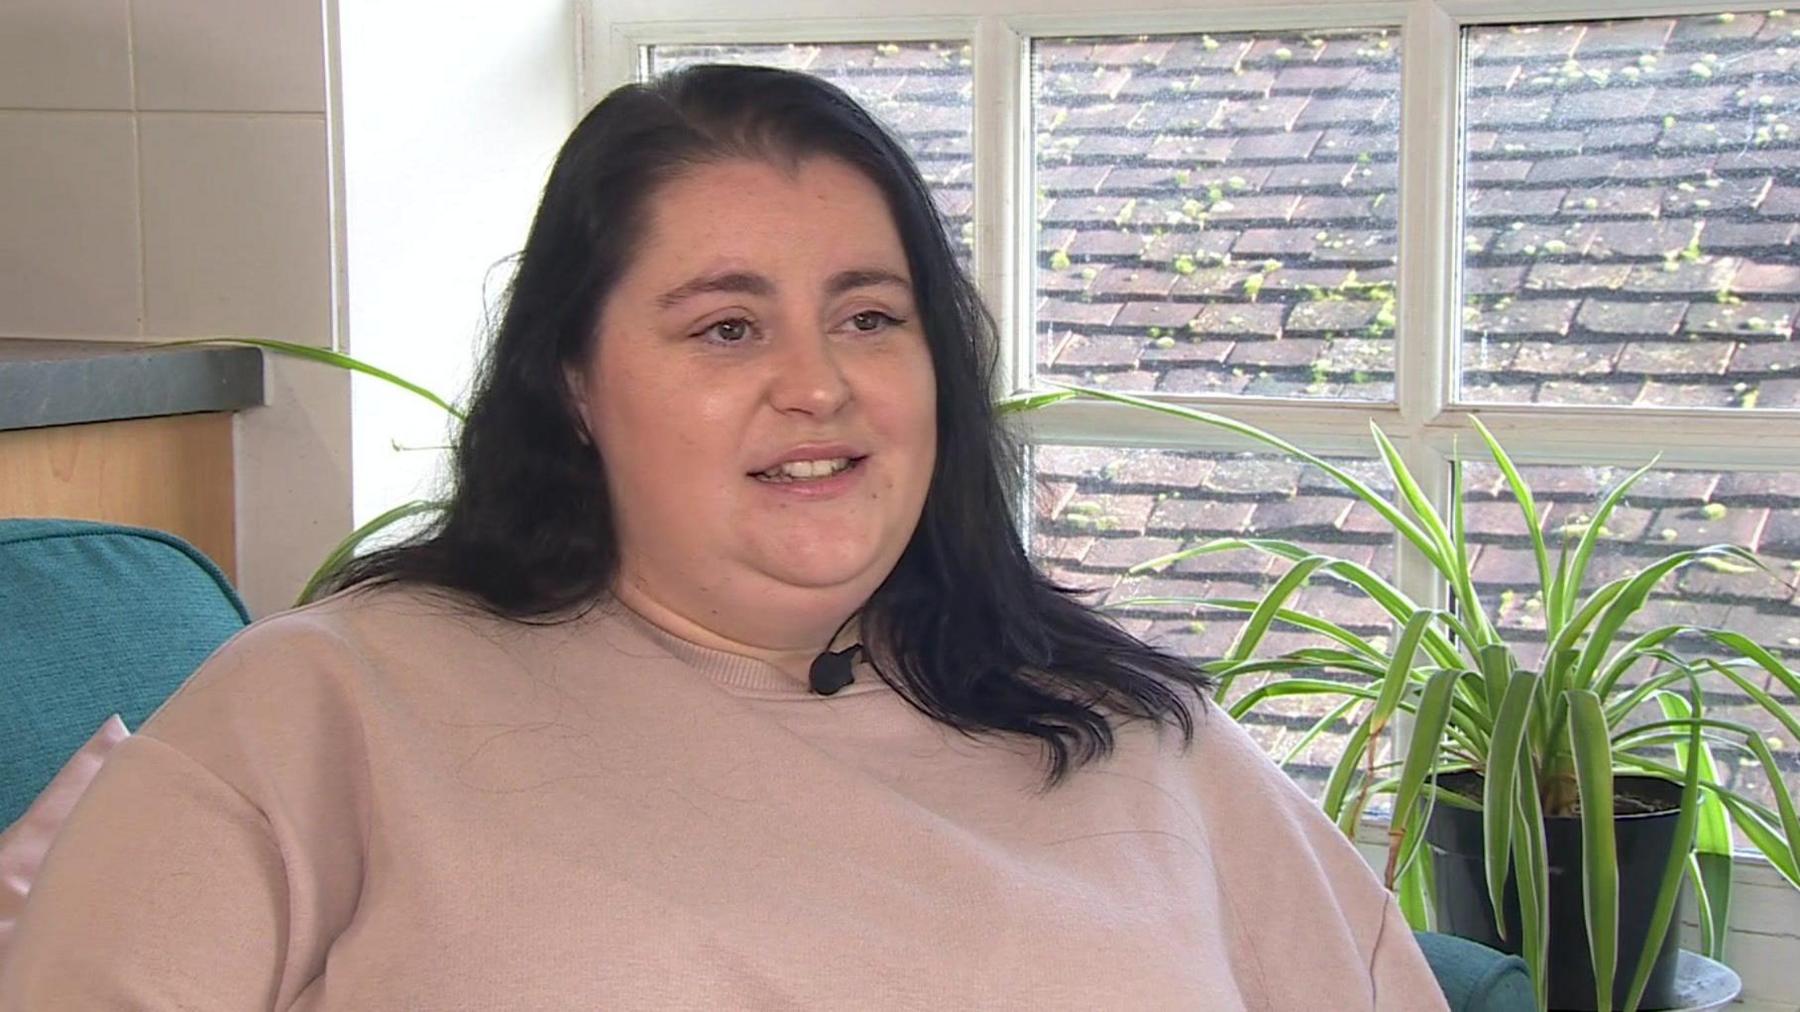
[602,597,890,699]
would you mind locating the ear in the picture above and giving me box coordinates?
[564,364,596,446]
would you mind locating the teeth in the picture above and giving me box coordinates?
[756,457,854,482]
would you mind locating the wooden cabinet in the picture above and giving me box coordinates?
[0,413,237,578]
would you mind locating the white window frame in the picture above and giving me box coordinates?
[581,1,1800,1003]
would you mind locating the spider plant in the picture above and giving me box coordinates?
[1056,384,1799,1012]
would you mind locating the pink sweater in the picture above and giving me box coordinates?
[1,587,1447,1010]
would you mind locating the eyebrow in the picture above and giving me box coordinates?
[653,267,912,311]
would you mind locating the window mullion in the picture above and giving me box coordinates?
[972,16,1031,400]
[1395,0,1460,429]
[1396,439,1452,613]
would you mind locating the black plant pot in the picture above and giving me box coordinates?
[1423,771,1687,1011]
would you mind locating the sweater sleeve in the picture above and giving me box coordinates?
[0,611,375,1010]
[0,735,287,1009]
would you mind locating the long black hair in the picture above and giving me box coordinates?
[331,63,1211,791]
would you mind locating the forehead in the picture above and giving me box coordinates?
[628,156,909,279]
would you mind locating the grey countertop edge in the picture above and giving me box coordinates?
[0,339,266,431]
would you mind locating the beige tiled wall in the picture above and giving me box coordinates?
[0,0,349,617]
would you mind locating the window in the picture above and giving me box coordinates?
[642,42,976,273]
[593,0,1800,814]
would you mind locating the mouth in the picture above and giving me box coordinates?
[750,455,868,484]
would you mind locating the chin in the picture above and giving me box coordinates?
[751,545,897,597]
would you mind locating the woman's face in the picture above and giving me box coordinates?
[571,156,938,650]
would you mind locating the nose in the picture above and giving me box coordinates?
[768,329,852,417]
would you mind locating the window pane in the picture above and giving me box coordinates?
[644,43,974,269]
[1031,29,1402,400]
[1461,15,1800,410]
[1031,445,1397,797]
[1463,461,1800,816]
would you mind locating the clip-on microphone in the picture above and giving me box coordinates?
[808,644,859,695]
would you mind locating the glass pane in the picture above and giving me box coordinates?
[1462,461,1800,816]
[1031,29,1402,400]
[1031,445,1397,798]
[644,43,974,270]
[1461,14,1800,409]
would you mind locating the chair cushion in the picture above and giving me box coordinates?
[1414,930,1536,1012]
[0,520,248,826]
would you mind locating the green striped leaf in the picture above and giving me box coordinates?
[1566,689,1618,1012]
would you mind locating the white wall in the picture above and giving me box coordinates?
[339,0,581,531]
[0,0,348,618]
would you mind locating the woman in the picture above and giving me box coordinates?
[1,65,1446,1009]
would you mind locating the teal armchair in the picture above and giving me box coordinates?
[1414,930,1535,1011]
[0,519,248,827]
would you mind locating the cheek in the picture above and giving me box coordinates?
[881,352,939,480]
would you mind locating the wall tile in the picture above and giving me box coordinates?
[0,112,141,337]
[0,0,132,109]
[139,113,332,343]
[133,0,326,112]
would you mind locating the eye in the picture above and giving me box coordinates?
[700,317,755,344]
[848,310,904,334]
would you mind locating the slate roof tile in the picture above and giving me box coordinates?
[1229,337,1325,368]
[1090,370,1161,392]
[1142,338,1234,365]
[1617,341,1734,375]
[1168,266,1258,298]
[1575,299,1688,334]
[1228,131,1325,161]
[1697,221,1797,251]
[1671,11,1767,42]
[1609,154,1717,180]
[1085,535,1183,569]
[1146,497,1259,534]
[1523,262,1631,290]
[1552,87,1658,123]
[1563,185,1667,217]
[1031,533,1095,567]
[1115,301,1201,329]
[1467,186,1573,219]
[1755,376,1800,406]
[1733,260,1800,293]
[1652,501,1769,545]
[1087,266,1177,298]
[1065,229,1152,257]
[1288,300,1383,332]
[1246,495,1352,534]
[1618,468,1721,504]
[1157,368,1254,395]
[1193,303,1286,338]
[1619,256,1736,295]
[1572,18,1676,54]
[1048,330,1136,365]
[1038,299,1123,327]
[1533,378,1640,404]
[1730,341,1800,372]
[1512,340,1618,375]
[1469,25,1582,61]
[1467,298,1581,335]
[1685,301,1796,333]
[1523,153,1621,184]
